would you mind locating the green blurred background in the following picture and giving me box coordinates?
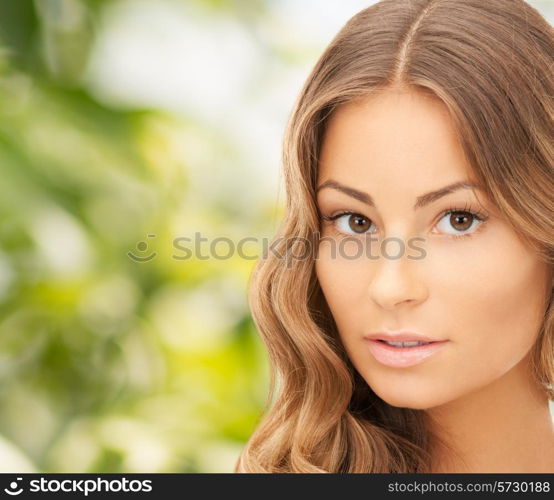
[0,0,552,473]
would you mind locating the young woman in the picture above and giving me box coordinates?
[236,0,554,473]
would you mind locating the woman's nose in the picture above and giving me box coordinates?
[367,249,428,311]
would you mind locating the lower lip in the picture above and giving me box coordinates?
[366,339,449,368]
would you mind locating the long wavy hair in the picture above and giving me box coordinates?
[236,0,554,473]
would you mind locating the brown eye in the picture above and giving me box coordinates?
[435,209,485,238]
[449,211,474,231]
[321,212,376,236]
[348,214,372,233]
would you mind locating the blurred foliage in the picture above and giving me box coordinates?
[0,0,275,473]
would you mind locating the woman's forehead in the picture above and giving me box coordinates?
[318,90,475,191]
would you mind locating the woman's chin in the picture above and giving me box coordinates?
[371,386,446,410]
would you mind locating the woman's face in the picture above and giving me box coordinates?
[315,88,551,410]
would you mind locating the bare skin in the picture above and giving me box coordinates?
[427,351,554,472]
[315,87,554,472]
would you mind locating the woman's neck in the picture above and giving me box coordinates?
[425,355,554,473]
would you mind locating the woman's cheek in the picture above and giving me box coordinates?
[316,240,368,315]
[427,229,547,376]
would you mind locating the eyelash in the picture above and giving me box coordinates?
[320,202,489,240]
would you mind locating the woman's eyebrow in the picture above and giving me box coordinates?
[316,179,482,210]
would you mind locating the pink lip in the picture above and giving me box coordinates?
[364,330,442,343]
[365,339,449,368]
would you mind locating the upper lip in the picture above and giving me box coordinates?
[364,330,444,343]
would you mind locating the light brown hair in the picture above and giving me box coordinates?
[236,0,554,472]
